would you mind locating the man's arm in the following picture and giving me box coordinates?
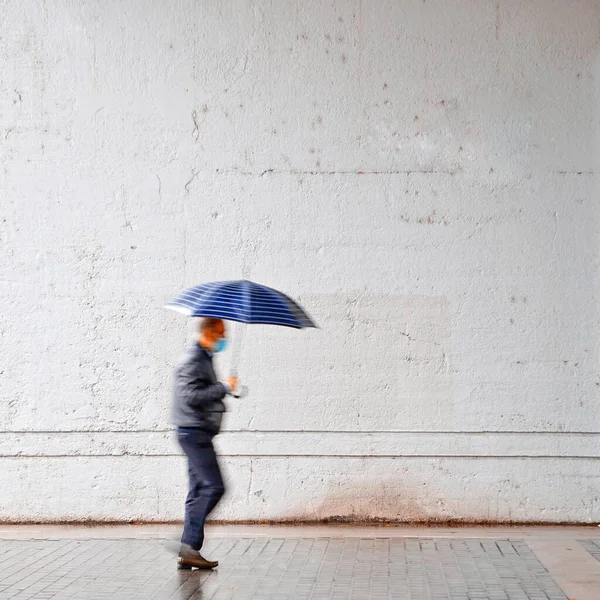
[176,361,228,407]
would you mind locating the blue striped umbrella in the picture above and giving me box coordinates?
[166,280,317,329]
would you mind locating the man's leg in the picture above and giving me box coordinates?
[177,431,225,559]
[181,462,201,547]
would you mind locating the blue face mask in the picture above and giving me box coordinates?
[213,338,228,353]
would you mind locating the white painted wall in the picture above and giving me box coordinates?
[1,0,599,523]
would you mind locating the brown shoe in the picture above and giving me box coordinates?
[177,544,218,570]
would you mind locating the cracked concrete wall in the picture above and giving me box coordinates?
[1,0,599,522]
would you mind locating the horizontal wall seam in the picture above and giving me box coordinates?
[1,454,598,459]
[2,430,599,435]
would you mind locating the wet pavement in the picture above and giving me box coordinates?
[0,525,598,599]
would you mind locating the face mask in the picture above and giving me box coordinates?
[213,338,228,353]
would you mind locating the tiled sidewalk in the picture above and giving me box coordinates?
[0,526,598,600]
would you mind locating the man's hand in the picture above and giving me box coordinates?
[224,377,238,393]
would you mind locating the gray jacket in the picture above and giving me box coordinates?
[171,343,227,435]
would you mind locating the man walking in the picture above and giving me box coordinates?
[172,317,237,569]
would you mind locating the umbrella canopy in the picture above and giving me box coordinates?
[166,280,317,329]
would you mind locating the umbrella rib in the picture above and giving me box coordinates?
[243,279,251,323]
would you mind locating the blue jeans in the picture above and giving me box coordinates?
[177,427,225,551]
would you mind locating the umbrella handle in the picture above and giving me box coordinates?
[230,385,248,399]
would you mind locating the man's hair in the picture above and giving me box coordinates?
[198,318,223,334]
